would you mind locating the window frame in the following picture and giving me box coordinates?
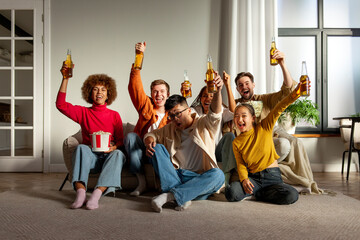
[278,0,360,134]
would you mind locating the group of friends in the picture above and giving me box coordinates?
[56,42,322,212]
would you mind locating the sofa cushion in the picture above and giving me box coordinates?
[62,131,82,181]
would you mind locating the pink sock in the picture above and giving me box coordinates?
[71,188,86,209]
[86,188,103,210]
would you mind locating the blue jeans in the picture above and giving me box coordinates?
[225,167,298,205]
[71,144,126,195]
[124,132,147,174]
[149,144,225,206]
[215,132,237,186]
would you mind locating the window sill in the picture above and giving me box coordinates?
[293,134,340,138]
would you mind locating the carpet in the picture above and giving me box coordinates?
[0,189,359,240]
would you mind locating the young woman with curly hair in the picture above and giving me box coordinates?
[56,62,126,210]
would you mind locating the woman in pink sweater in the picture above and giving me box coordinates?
[56,62,125,210]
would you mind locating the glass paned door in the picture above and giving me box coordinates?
[0,0,43,171]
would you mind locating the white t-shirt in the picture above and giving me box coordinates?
[148,112,165,132]
[174,128,203,172]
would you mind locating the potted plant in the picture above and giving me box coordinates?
[277,98,320,134]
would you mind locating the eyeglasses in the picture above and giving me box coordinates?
[167,108,189,121]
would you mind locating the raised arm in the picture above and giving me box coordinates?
[128,41,149,112]
[223,71,236,112]
[59,61,71,93]
[273,50,294,88]
[210,71,224,114]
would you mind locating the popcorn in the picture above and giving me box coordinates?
[90,131,112,152]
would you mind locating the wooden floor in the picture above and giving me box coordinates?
[0,172,359,200]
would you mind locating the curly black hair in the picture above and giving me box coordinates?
[81,74,117,105]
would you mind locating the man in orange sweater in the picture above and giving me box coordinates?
[124,42,171,196]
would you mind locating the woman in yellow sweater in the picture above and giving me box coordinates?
[225,83,302,205]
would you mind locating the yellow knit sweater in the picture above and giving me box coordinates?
[232,91,299,182]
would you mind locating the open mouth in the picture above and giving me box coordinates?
[203,102,211,107]
[175,121,182,128]
[237,123,246,131]
[155,98,163,104]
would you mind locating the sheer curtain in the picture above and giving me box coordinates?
[219,0,278,101]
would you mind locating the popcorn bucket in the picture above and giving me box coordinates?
[90,131,111,152]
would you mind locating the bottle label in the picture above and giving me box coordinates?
[300,75,310,97]
[134,52,144,70]
[182,81,192,98]
[270,49,278,65]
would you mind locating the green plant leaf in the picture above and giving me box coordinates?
[278,98,320,126]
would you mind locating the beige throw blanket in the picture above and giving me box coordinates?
[274,127,323,194]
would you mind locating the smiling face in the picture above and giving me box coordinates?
[234,105,256,133]
[168,103,193,130]
[200,88,214,114]
[91,84,108,105]
[151,84,169,109]
[236,76,255,101]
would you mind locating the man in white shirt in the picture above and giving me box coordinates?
[144,72,225,213]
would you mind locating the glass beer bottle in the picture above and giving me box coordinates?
[182,70,192,98]
[300,61,310,97]
[270,37,278,66]
[65,49,73,78]
[206,54,217,93]
[134,42,144,70]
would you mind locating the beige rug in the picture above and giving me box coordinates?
[0,189,359,240]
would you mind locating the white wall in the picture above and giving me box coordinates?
[47,0,355,173]
[301,137,358,172]
[49,0,221,166]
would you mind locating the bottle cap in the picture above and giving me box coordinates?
[207,54,212,62]
[184,70,189,80]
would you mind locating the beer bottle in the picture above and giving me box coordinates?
[206,54,217,93]
[182,70,192,98]
[65,49,73,78]
[300,61,310,97]
[270,37,278,66]
[134,42,144,70]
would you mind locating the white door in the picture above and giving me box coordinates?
[0,0,43,171]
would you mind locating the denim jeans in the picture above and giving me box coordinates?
[225,167,298,205]
[149,144,225,206]
[71,144,126,195]
[124,132,148,174]
[215,132,237,186]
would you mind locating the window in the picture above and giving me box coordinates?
[277,0,360,133]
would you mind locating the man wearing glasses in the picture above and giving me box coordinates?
[144,72,225,213]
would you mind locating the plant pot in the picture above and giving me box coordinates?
[278,112,296,134]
